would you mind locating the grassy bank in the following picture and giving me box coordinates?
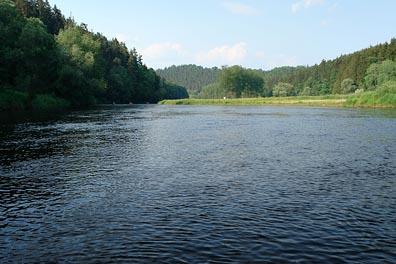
[159,93,396,108]
[159,95,350,107]
[344,82,396,108]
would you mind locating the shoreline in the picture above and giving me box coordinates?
[158,96,396,109]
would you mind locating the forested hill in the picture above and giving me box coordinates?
[0,0,188,111]
[156,65,220,97]
[158,40,396,98]
[258,39,396,96]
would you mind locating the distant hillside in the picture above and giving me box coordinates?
[257,38,396,96]
[156,65,220,97]
[160,39,396,98]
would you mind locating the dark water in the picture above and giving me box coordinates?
[1,105,396,263]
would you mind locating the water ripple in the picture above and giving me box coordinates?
[1,106,396,263]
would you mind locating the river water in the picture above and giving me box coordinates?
[1,105,396,263]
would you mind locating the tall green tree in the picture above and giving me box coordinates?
[56,25,105,106]
[273,82,294,97]
[219,65,264,98]
[0,0,25,90]
[16,17,59,99]
[198,83,225,99]
[364,60,396,90]
[341,78,357,94]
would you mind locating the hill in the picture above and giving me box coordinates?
[0,0,188,111]
[158,39,396,98]
[258,38,396,96]
[156,65,220,97]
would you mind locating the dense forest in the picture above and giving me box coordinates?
[156,65,220,98]
[157,40,396,99]
[0,0,188,111]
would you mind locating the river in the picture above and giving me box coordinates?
[1,105,396,263]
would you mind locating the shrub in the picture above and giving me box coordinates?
[31,94,70,111]
[0,89,28,111]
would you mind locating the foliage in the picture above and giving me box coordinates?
[157,65,220,97]
[160,81,189,100]
[0,89,28,111]
[364,60,396,90]
[162,39,396,98]
[198,82,225,99]
[1,0,188,111]
[272,82,295,97]
[31,93,70,111]
[13,0,66,34]
[341,78,357,94]
[218,66,264,98]
[345,81,396,107]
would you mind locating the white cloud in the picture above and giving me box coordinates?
[196,42,247,66]
[141,42,185,59]
[292,3,301,13]
[223,2,258,15]
[303,0,325,8]
[292,0,325,13]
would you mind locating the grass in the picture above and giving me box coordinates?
[159,95,351,107]
[344,82,396,108]
[160,93,396,108]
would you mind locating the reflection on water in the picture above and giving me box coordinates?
[1,105,396,263]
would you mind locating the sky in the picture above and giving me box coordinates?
[49,0,396,70]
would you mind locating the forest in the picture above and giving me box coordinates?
[157,40,396,101]
[0,0,188,111]
[156,65,220,98]
[2,0,395,111]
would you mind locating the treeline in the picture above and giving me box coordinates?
[199,66,263,99]
[0,0,188,111]
[156,64,220,97]
[157,39,396,99]
[259,39,396,96]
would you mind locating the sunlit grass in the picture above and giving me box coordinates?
[159,93,396,108]
[159,95,350,107]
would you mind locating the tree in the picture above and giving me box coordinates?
[341,78,357,94]
[107,65,131,103]
[13,0,66,34]
[56,25,104,106]
[219,65,264,98]
[198,83,225,99]
[364,60,396,90]
[156,65,220,97]
[272,82,294,97]
[17,18,59,95]
[160,80,189,100]
[0,0,26,89]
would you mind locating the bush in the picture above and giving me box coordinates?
[345,81,396,107]
[0,89,28,111]
[376,81,396,95]
[31,94,70,111]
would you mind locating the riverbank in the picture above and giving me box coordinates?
[159,95,348,107]
[159,93,396,108]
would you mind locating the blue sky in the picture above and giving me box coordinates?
[50,0,396,70]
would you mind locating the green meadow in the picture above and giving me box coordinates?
[159,92,396,108]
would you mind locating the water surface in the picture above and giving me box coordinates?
[1,105,396,263]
